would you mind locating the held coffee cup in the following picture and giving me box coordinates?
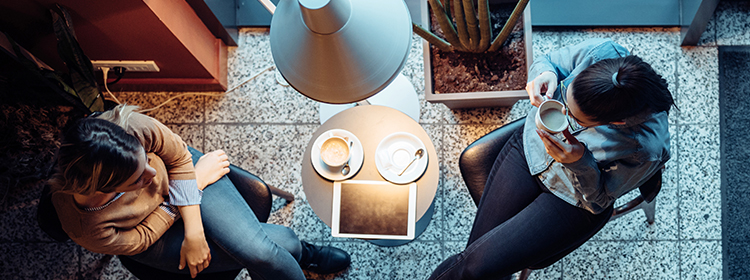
[535,99,569,133]
[320,135,351,168]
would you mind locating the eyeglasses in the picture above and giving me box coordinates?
[560,83,582,130]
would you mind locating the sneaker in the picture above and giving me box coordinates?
[299,241,351,274]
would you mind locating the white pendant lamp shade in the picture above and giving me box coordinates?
[270,0,412,104]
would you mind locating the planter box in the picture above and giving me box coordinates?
[421,0,533,109]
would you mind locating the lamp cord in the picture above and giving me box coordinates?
[99,65,277,113]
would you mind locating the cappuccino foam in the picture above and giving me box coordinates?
[321,138,349,165]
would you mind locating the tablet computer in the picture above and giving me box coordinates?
[331,180,416,240]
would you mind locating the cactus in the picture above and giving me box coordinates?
[413,0,529,53]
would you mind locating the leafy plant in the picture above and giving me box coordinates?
[50,4,104,112]
[413,0,529,53]
[1,4,104,113]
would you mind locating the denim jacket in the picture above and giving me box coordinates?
[523,38,671,214]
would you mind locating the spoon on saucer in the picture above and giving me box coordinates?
[341,141,354,176]
[398,148,424,176]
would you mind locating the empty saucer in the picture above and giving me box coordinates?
[375,132,428,184]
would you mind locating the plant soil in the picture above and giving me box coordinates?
[429,3,527,94]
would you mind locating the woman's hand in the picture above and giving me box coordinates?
[194,150,230,190]
[179,233,211,278]
[536,129,585,164]
[525,71,558,107]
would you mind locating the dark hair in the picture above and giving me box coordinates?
[571,55,674,123]
[49,118,142,195]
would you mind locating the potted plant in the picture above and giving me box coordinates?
[413,0,531,109]
[1,4,104,114]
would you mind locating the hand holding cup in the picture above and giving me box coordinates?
[526,71,558,107]
[535,99,569,133]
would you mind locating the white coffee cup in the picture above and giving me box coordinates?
[535,99,569,133]
[320,135,351,168]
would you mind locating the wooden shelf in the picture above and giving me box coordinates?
[0,0,228,91]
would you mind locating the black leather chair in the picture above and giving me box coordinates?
[459,118,663,280]
[37,163,277,280]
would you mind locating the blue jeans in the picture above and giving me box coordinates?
[428,127,611,280]
[129,147,306,280]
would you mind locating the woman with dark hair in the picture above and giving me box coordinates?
[428,38,674,279]
[50,105,350,279]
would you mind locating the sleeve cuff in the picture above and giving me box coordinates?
[159,202,181,219]
[562,148,598,174]
[167,179,202,206]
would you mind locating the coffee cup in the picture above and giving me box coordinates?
[320,135,351,169]
[535,99,569,133]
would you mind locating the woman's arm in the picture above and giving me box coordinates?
[123,113,213,277]
[536,128,663,213]
[178,205,211,278]
[68,207,176,256]
[528,38,629,84]
[177,150,229,277]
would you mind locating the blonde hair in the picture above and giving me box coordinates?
[97,104,139,127]
[49,104,143,195]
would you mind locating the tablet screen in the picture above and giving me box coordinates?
[332,180,416,240]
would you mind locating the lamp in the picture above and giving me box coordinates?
[267,0,419,122]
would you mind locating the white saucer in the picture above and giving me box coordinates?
[375,132,428,184]
[311,129,364,181]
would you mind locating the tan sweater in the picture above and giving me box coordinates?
[52,112,196,255]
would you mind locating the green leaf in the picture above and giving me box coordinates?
[51,4,103,112]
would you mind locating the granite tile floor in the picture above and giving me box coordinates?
[3,1,747,279]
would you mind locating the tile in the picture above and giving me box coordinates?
[443,124,504,179]
[445,106,513,124]
[0,179,51,242]
[679,240,722,280]
[526,263,562,280]
[303,241,443,280]
[266,196,296,228]
[678,124,721,240]
[716,1,750,46]
[697,11,718,47]
[79,250,138,280]
[442,124,503,242]
[441,175,477,243]
[114,91,205,124]
[415,188,444,242]
[166,124,204,152]
[205,72,320,124]
[290,197,335,242]
[415,124,445,241]
[0,242,79,280]
[727,241,750,279]
[508,99,534,122]
[229,28,275,88]
[592,157,679,241]
[562,241,679,280]
[442,241,466,257]
[677,46,719,125]
[531,30,559,62]
[204,124,316,199]
[218,28,319,124]
[725,187,750,243]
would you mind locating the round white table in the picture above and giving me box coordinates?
[302,105,439,246]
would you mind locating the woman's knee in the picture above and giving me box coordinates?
[254,224,301,260]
